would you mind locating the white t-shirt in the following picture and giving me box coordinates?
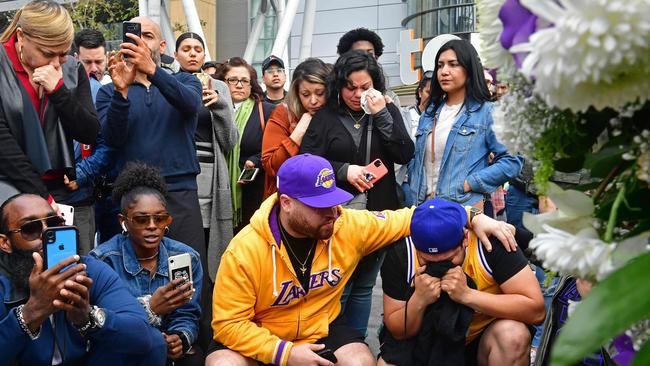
[424,103,463,196]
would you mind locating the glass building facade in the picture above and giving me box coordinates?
[403,0,476,42]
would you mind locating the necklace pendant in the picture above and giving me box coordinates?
[354,123,361,129]
[300,266,306,275]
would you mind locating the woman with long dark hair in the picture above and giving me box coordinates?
[300,50,414,336]
[261,58,331,199]
[407,39,521,208]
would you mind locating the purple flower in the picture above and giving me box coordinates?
[498,0,538,68]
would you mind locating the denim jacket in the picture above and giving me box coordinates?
[407,99,522,206]
[90,235,202,346]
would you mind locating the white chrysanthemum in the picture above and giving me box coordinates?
[477,0,516,73]
[530,225,650,281]
[531,226,616,281]
[514,0,650,112]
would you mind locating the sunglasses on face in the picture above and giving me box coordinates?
[5,215,66,241]
[125,214,172,228]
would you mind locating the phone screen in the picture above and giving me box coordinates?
[122,22,141,45]
[238,168,259,182]
[43,227,78,271]
[168,253,193,292]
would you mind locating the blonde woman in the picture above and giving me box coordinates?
[0,0,99,207]
[261,58,331,198]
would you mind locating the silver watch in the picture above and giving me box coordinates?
[77,306,106,335]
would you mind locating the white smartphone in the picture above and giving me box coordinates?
[58,204,75,225]
[238,167,259,182]
[168,253,193,293]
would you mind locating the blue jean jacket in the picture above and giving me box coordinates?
[407,99,522,206]
[90,235,202,346]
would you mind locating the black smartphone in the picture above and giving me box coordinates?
[42,226,79,271]
[316,348,338,363]
[122,21,141,45]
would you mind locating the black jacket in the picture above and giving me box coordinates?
[0,45,99,199]
[300,103,414,211]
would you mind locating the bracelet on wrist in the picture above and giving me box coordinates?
[15,305,41,340]
[138,295,162,327]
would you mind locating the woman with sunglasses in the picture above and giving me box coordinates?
[174,32,238,284]
[214,57,276,232]
[261,58,331,198]
[0,1,99,207]
[406,40,521,209]
[90,162,204,366]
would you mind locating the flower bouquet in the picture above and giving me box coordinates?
[478,0,650,364]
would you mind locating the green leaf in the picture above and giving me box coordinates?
[584,146,627,178]
[632,340,650,366]
[550,252,650,366]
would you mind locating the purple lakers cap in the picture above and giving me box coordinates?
[410,198,467,253]
[277,154,353,208]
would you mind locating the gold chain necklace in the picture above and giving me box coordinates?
[346,109,365,129]
[279,225,315,276]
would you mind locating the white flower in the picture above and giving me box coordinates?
[477,0,516,72]
[530,225,616,281]
[513,0,650,112]
[529,224,650,281]
[523,182,594,235]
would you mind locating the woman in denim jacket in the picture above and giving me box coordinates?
[90,162,203,366]
[407,40,522,207]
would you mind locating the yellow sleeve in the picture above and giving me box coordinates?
[342,207,414,256]
[212,249,293,365]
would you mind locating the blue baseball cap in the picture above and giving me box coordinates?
[410,198,467,254]
[277,154,353,208]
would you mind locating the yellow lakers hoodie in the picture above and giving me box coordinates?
[212,195,414,365]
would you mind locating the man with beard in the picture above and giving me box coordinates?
[95,17,205,257]
[205,154,518,366]
[0,193,166,365]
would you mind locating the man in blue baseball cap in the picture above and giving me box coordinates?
[378,198,545,366]
[206,154,519,366]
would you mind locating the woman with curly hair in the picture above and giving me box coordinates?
[90,162,204,365]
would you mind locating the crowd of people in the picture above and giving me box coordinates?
[0,1,557,365]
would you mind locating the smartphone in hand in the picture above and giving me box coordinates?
[316,348,338,363]
[43,226,79,271]
[168,253,193,293]
[364,159,388,185]
[238,168,260,182]
[122,21,141,51]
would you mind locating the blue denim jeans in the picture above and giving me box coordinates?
[340,250,386,336]
[505,184,538,229]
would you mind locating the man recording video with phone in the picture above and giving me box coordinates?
[95,16,205,266]
[0,193,166,365]
[205,154,518,366]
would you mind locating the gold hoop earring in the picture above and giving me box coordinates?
[164,226,170,235]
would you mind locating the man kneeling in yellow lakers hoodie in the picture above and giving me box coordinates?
[206,154,517,366]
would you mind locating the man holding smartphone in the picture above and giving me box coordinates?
[206,154,518,366]
[96,17,206,274]
[0,193,166,365]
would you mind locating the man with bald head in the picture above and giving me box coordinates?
[0,193,166,365]
[95,17,205,264]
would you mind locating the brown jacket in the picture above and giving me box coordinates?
[261,103,300,199]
